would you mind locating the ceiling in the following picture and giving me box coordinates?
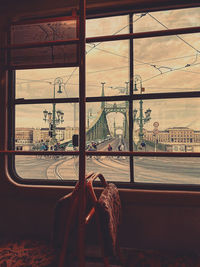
[0,0,199,20]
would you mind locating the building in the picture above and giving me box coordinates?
[143,127,200,152]
[16,127,77,150]
[15,127,34,150]
[64,126,79,141]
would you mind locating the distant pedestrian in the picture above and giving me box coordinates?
[121,143,124,151]
[88,145,94,158]
[92,142,97,150]
[117,144,121,158]
[40,143,46,151]
[118,144,121,151]
[108,144,112,151]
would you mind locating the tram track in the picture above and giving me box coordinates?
[46,156,74,180]
[51,156,79,180]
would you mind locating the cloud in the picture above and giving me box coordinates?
[15,7,200,132]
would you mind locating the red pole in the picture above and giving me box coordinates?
[78,0,86,266]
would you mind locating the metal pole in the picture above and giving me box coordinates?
[52,83,56,144]
[101,82,105,109]
[78,0,86,265]
[74,103,77,128]
[129,13,134,183]
[139,99,144,144]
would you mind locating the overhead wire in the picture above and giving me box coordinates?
[62,13,147,92]
[16,13,200,89]
[137,12,200,83]
[148,13,200,54]
[142,62,200,84]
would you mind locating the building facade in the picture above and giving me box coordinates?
[143,127,200,152]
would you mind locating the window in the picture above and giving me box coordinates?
[8,5,200,188]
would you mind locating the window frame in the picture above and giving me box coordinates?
[7,4,200,191]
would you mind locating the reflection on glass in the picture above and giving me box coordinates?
[16,68,79,99]
[134,33,200,94]
[133,7,200,33]
[15,103,79,152]
[86,102,129,151]
[133,98,200,152]
[15,155,79,180]
[134,157,200,184]
[86,41,129,97]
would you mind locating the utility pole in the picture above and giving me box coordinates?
[101,82,106,110]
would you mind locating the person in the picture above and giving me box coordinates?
[40,143,46,151]
[92,142,97,150]
[108,144,112,151]
[117,144,121,158]
[39,143,46,159]
[87,145,94,158]
[121,143,124,151]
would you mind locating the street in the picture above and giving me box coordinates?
[15,154,200,184]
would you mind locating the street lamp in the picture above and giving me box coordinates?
[87,108,93,129]
[43,77,65,146]
[133,75,151,149]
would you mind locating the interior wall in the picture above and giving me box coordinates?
[0,0,200,252]
[1,175,200,252]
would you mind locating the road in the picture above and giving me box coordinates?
[15,149,200,185]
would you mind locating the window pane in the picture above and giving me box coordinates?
[15,155,79,180]
[133,7,200,33]
[86,15,129,37]
[134,157,200,184]
[86,155,130,182]
[16,68,79,99]
[11,18,78,68]
[133,98,200,152]
[15,103,79,151]
[86,40,129,97]
[11,18,77,45]
[133,33,200,94]
[86,102,129,152]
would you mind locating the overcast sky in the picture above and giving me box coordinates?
[16,7,200,132]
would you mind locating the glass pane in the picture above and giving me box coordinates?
[86,40,129,97]
[11,44,78,68]
[133,98,200,152]
[15,155,79,180]
[133,7,200,33]
[86,156,130,182]
[11,18,77,45]
[15,103,79,151]
[86,102,129,152]
[134,157,200,184]
[86,15,129,37]
[133,33,200,94]
[11,18,78,68]
[16,68,79,99]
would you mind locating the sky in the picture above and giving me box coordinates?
[15,7,200,133]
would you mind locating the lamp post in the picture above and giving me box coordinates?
[133,75,151,149]
[43,77,64,146]
[87,108,93,129]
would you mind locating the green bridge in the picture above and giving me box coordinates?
[60,85,166,151]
